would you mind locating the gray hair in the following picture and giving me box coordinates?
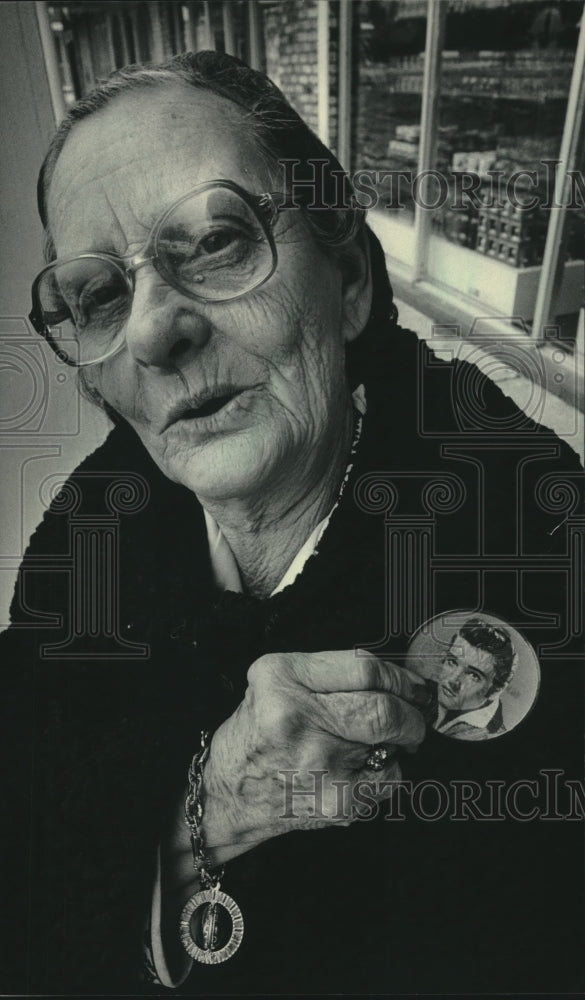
[38,49,364,262]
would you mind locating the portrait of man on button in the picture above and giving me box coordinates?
[408,612,540,742]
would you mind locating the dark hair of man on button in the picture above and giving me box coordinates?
[452,617,516,694]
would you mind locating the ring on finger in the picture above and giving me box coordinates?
[365,745,390,771]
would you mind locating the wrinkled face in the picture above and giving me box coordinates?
[46,85,362,504]
[437,634,497,712]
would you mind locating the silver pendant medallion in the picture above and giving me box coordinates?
[180,887,244,964]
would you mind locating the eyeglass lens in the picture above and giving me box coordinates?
[35,186,274,365]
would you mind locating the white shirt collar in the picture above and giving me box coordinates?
[204,508,330,597]
[436,696,502,733]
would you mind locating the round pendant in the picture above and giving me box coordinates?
[180,887,244,964]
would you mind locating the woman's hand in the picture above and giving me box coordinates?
[161,649,428,972]
[199,650,428,863]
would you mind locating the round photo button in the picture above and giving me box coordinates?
[407,610,541,741]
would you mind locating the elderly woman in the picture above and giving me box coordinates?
[2,52,584,994]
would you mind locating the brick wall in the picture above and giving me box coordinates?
[264,0,339,156]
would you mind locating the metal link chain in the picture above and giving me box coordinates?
[184,730,224,890]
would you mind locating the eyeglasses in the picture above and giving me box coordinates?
[29,180,279,368]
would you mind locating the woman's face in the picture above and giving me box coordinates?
[46,85,364,506]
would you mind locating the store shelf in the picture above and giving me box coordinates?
[369,209,584,319]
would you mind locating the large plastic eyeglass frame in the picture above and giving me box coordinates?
[29,179,279,368]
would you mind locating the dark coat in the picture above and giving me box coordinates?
[2,326,584,994]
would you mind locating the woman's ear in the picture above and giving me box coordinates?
[339,226,373,345]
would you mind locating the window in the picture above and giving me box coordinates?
[354,0,584,351]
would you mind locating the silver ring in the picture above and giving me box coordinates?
[365,745,389,771]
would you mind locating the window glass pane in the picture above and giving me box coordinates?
[355,0,429,234]
[432,0,584,338]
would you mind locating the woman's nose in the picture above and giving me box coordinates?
[123,269,212,370]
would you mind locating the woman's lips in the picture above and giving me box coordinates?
[163,386,243,428]
[181,393,238,419]
[162,385,259,433]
